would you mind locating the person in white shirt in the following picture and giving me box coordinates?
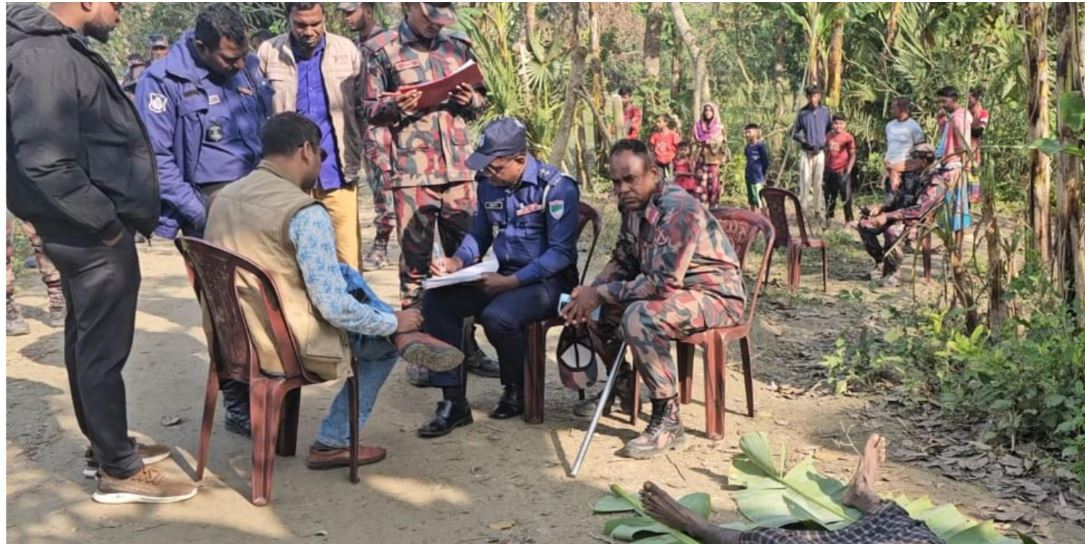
[883,97,925,194]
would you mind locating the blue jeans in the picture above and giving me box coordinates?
[315,264,400,448]
[313,334,399,448]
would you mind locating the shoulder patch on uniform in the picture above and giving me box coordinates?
[549,200,565,220]
[147,92,168,113]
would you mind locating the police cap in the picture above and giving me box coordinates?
[466,117,528,171]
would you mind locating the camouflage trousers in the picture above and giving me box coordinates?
[858,220,906,276]
[593,290,744,400]
[393,182,476,309]
[367,168,396,237]
[6,215,62,305]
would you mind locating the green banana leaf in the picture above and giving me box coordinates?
[597,433,1033,544]
[729,433,1029,544]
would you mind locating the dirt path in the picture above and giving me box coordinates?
[7,202,1084,543]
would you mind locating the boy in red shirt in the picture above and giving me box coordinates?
[649,115,681,178]
[824,113,856,224]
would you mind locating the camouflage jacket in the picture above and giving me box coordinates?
[883,173,946,223]
[352,25,392,176]
[362,20,487,187]
[593,183,746,305]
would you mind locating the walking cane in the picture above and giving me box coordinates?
[570,341,628,478]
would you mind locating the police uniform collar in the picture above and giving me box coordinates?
[398,19,448,47]
[520,155,541,187]
[164,31,208,83]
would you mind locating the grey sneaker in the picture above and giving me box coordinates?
[617,397,687,459]
[83,443,173,478]
[881,273,900,287]
[7,304,29,336]
[93,467,197,504]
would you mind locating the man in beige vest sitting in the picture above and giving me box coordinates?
[204,112,461,469]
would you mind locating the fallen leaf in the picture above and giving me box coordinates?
[160,415,182,427]
[488,520,516,531]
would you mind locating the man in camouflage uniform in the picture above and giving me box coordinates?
[562,139,746,459]
[858,144,944,287]
[340,2,395,270]
[362,2,499,381]
[7,214,65,335]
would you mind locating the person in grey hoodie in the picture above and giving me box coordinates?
[7,2,196,504]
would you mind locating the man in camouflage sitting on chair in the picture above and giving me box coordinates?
[561,139,746,459]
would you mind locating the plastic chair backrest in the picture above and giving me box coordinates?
[175,237,312,383]
[760,187,812,250]
[576,201,604,284]
[711,207,776,327]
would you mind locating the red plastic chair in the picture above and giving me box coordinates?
[628,207,775,439]
[760,187,828,292]
[523,202,604,424]
[175,237,360,506]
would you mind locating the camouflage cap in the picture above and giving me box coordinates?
[556,326,599,391]
[421,2,456,26]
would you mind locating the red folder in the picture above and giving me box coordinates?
[398,60,484,110]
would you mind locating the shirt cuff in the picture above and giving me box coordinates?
[373,311,399,337]
[513,265,540,286]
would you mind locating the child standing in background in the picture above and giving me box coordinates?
[673,141,701,200]
[650,115,681,178]
[743,124,770,211]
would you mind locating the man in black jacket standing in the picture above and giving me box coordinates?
[7,3,196,504]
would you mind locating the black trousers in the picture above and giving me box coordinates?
[421,273,573,401]
[824,170,854,222]
[41,228,143,478]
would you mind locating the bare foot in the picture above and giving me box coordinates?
[641,482,742,544]
[842,434,887,514]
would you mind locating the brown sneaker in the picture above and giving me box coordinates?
[617,397,686,459]
[305,443,387,470]
[394,331,464,372]
[83,442,172,478]
[93,467,198,504]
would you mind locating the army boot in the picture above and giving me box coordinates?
[7,299,29,336]
[617,396,686,459]
[220,380,251,437]
[46,285,66,328]
[362,230,391,271]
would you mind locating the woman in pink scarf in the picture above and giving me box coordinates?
[693,102,729,205]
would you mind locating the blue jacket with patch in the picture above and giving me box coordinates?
[453,155,580,285]
[136,30,273,238]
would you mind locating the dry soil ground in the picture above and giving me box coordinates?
[7,196,1085,544]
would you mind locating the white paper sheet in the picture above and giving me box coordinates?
[422,257,500,290]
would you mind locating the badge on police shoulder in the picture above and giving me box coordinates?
[206,123,224,143]
[549,200,565,220]
[147,92,168,114]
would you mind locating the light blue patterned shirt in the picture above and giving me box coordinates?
[288,205,398,337]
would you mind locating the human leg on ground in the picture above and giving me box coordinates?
[42,230,195,503]
[309,335,399,469]
[619,292,744,459]
[641,481,743,544]
[477,275,571,419]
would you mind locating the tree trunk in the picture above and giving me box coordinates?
[644,3,663,80]
[518,3,535,110]
[1023,2,1053,265]
[1055,3,1085,324]
[671,3,705,118]
[827,17,844,106]
[882,2,902,72]
[671,20,682,103]
[550,7,584,168]
[805,3,821,86]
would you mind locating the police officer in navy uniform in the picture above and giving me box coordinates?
[419,117,581,437]
[135,5,272,436]
[136,5,272,241]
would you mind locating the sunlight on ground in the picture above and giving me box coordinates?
[363,474,473,507]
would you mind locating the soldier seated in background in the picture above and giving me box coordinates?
[858,144,944,287]
[420,117,580,436]
[561,139,746,459]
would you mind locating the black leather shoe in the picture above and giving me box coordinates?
[489,386,524,420]
[221,380,251,437]
[417,400,473,438]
